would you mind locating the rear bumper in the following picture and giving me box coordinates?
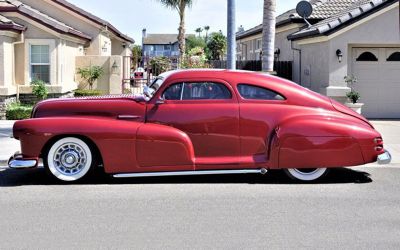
[8,152,38,169]
[377,150,391,165]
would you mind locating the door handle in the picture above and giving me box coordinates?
[117,115,141,120]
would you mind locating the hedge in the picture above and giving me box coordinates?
[74,89,103,97]
[6,103,33,120]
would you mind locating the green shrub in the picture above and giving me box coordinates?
[77,66,104,90]
[149,57,171,76]
[6,102,33,120]
[74,89,103,97]
[31,80,48,101]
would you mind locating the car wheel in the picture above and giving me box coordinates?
[284,168,328,182]
[45,137,94,182]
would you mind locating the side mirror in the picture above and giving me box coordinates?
[143,86,152,98]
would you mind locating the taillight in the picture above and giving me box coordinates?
[374,137,383,144]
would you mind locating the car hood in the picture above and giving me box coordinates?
[32,94,147,120]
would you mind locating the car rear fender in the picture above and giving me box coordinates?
[271,115,371,168]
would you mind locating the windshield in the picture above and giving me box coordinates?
[143,77,165,99]
[150,77,164,93]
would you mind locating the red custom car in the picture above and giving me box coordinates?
[9,70,391,182]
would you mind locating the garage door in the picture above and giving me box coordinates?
[352,48,400,118]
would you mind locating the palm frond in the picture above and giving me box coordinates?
[156,0,193,11]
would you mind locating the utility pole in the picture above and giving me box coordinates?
[227,0,236,70]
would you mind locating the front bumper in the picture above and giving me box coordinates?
[8,152,38,169]
[377,150,391,165]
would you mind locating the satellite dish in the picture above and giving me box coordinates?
[296,1,313,27]
[296,1,313,18]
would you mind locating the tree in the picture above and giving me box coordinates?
[207,32,227,60]
[204,25,210,42]
[131,45,142,70]
[186,35,206,53]
[195,27,203,37]
[77,66,104,90]
[157,0,193,64]
[261,0,276,72]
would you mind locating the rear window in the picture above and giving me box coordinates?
[237,84,285,100]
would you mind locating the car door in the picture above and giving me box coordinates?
[146,79,241,169]
[236,83,287,165]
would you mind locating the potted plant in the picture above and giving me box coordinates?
[344,75,364,114]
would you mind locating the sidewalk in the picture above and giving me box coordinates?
[0,121,18,165]
[0,120,399,166]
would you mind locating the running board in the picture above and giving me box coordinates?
[113,168,267,178]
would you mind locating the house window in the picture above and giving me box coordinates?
[256,39,262,50]
[164,45,171,50]
[30,45,50,83]
[387,52,400,61]
[356,52,378,62]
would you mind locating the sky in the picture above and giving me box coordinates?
[67,0,300,44]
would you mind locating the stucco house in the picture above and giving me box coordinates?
[0,0,134,118]
[142,29,181,58]
[236,0,400,118]
[142,29,194,68]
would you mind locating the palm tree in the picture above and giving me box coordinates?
[195,27,203,37]
[261,0,276,72]
[204,25,210,41]
[157,0,193,64]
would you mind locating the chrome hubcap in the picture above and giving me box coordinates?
[53,143,87,176]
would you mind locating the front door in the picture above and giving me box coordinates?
[146,80,240,169]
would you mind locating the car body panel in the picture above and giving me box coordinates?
[11,70,388,175]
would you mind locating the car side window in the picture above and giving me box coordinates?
[182,82,232,100]
[162,83,183,100]
[237,84,285,100]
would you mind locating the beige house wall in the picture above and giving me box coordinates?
[236,24,302,61]
[293,3,400,101]
[237,33,262,61]
[0,35,17,95]
[296,41,330,93]
[19,0,131,57]
[15,42,24,87]
[76,56,123,95]
[20,0,102,55]
[112,39,132,56]
[328,4,399,89]
[0,17,87,95]
[275,24,302,62]
[236,24,301,82]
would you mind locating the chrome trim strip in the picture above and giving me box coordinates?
[113,169,267,178]
[377,150,391,165]
[117,115,141,120]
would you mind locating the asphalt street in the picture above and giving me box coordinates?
[0,166,400,249]
[0,120,399,249]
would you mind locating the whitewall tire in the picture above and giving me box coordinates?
[46,137,94,182]
[284,168,328,182]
